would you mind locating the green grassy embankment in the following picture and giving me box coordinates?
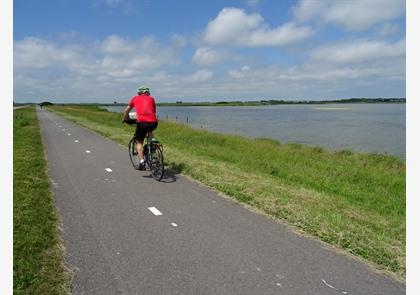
[48,105,405,280]
[14,107,71,294]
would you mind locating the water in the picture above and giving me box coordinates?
[105,103,406,159]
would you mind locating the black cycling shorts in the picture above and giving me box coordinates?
[134,122,158,141]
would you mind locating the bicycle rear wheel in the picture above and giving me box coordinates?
[148,144,164,181]
[128,138,141,170]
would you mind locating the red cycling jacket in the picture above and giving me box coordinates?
[128,94,158,123]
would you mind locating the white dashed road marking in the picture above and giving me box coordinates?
[148,207,162,216]
[67,133,71,136]
[105,168,113,172]
[321,279,348,294]
[85,150,91,153]
[171,223,178,227]
[74,140,79,143]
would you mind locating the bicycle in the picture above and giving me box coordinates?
[124,119,165,181]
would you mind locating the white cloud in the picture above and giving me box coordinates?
[14,35,181,100]
[14,37,89,71]
[293,0,327,23]
[189,70,214,82]
[13,34,405,101]
[204,8,261,45]
[228,65,252,79]
[190,38,403,98]
[222,56,404,99]
[15,35,179,74]
[170,34,187,49]
[311,39,405,64]
[101,35,133,54]
[192,47,226,66]
[247,22,314,46]
[292,59,404,82]
[99,35,181,77]
[224,38,405,92]
[293,0,405,31]
[203,8,313,47]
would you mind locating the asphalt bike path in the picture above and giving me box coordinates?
[37,108,405,295]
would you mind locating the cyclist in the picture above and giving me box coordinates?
[122,86,158,169]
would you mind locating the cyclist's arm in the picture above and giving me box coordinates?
[122,105,133,121]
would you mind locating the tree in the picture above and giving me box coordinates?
[40,101,53,107]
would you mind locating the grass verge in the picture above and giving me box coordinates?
[48,105,405,280]
[14,107,72,294]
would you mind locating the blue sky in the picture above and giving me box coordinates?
[14,0,406,102]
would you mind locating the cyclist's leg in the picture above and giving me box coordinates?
[136,122,158,160]
[149,122,158,137]
[136,141,144,160]
[135,123,148,161]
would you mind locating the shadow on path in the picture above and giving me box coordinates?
[141,166,183,183]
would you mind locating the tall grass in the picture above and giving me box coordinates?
[14,107,71,294]
[49,105,405,280]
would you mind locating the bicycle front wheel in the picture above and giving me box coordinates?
[128,138,141,170]
[148,145,164,181]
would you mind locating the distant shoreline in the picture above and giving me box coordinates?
[14,98,406,107]
[156,98,406,107]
